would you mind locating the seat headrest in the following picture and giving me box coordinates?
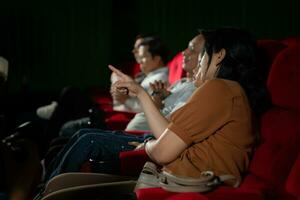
[267,45,300,110]
[167,52,185,85]
[281,37,300,47]
[257,40,286,68]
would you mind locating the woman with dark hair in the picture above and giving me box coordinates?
[110,27,270,185]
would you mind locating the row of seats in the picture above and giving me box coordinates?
[90,37,300,200]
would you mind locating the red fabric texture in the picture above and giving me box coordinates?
[248,45,300,199]
[105,112,136,130]
[136,186,264,200]
[167,52,185,85]
[119,149,150,176]
[136,188,208,200]
[257,39,286,71]
[267,45,300,111]
[249,108,300,198]
[281,37,300,47]
[118,130,151,176]
[286,154,300,198]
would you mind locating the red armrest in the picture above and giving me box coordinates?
[105,111,137,130]
[125,130,151,136]
[119,149,150,176]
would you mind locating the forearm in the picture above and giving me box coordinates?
[137,90,169,139]
[145,129,187,165]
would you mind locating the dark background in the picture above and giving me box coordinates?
[0,0,299,94]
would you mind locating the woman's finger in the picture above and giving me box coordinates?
[108,65,128,80]
[128,141,141,147]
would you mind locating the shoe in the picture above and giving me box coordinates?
[36,101,58,120]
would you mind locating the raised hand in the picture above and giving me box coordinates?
[108,65,145,97]
[108,65,133,82]
[150,80,170,99]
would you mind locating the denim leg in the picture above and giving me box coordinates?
[48,131,145,180]
[45,128,101,177]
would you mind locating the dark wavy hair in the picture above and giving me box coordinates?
[139,36,169,65]
[200,27,271,118]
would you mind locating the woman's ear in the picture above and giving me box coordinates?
[216,48,226,66]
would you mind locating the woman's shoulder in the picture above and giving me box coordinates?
[196,79,242,98]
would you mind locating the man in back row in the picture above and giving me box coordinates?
[59,36,169,137]
[112,36,169,112]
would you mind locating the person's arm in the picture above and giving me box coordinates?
[145,128,187,165]
[109,65,169,138]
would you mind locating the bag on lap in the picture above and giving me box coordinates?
[135,162,240,193]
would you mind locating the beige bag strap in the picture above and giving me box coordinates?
[135,162,240,193]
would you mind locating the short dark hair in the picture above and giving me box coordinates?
[139,36,169,65]
[201,27,271,118]
[135,34,148,42]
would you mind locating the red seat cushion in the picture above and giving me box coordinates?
[136,186,264,200]
[119,149,150,176]
[286,154,300,198]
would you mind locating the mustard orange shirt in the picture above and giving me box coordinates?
[165,79,255,184]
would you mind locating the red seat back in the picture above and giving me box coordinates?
[281,37,300,47]
[249,45,300,199]
[167,52,185,85]
[286,154,300,198]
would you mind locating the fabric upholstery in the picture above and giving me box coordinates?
[249,108,300,198]
[167,52,185,85]
[105,112,136,130]
[281,37,300,47]
[267,46,300,110]
[286,154,300,198]
[248,45,300,200]
[119,149,150,176]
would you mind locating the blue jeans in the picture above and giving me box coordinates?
[46,129,151,181]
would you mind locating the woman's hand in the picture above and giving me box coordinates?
[109,65,145,98]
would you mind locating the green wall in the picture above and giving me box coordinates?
[136,0,300,56]
[1,0,299,94]
[1,0,112,93]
